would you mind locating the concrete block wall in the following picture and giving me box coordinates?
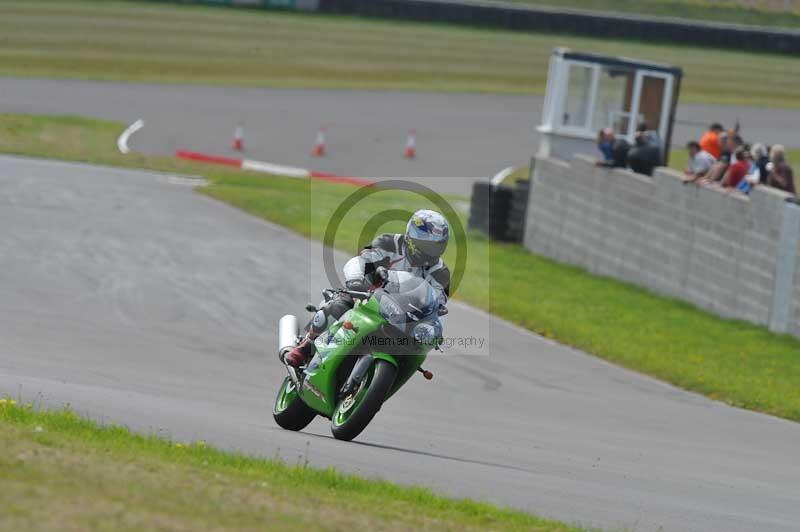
[524,155,800,335]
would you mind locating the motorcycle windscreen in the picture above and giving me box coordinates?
[376,275,437,327]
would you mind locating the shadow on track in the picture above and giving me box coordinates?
[297,430,538,475]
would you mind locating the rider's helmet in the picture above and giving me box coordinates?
[405,209,449,267]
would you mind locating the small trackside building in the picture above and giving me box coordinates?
[537,47,682,166]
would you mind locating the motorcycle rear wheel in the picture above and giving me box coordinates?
[273,376,316,431]
[331,359,397,441]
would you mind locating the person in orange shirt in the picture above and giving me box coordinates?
[699,123,724,159]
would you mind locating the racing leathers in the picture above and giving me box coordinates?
[283,233,450,367]
[343,233,450,307]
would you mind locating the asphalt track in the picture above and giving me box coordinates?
[2,78,800,196]
[1,155,799,531]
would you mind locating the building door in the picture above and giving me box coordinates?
[628,70,673,145]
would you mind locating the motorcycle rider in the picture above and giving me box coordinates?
[283,209,451,368]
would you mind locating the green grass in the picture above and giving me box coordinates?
[2,112,800,424]
[507,0,800,28]
[0,401,580,531]
[1,1,800,108]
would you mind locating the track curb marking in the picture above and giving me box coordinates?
[174,149,375,187]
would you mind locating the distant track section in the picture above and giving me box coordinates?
[317,0,800,55]
[142,0,800,55]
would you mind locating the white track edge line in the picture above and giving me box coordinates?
[241,159,309,178]
[490,166,515,186]
[117,119,145,154]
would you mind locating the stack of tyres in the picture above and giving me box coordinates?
[468,181,493,233]
[469,180,529,243]
[489,185,514,241]
[506,179,530,243]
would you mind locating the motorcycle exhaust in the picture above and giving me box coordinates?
[278,314,299,357]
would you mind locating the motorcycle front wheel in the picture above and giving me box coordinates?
[273,376,316,431]
[331,359,397,441]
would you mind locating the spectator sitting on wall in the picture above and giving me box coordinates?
[636,122,660,147]
[722,131,743,163]
[706,133,742,182]
[684,140,716,181]
[737,145,763,194]
[724,147,749,189]
[596,128,614,161]
[699,122,724,159]
[595,128,630,168]
[627,128,661,176]
[766,145,796,195]
[751,142,770,183]
[719,121,741,149]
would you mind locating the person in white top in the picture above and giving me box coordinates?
[684,140,717,181]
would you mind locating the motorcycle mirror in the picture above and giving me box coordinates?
[305,304,317,313]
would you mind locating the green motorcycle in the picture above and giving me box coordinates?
[273,271,443,441]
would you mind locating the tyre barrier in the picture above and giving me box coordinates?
[468,179,529,243]
[468,181,492,234]
[507,179,530,243]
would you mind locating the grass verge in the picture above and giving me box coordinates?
[0,0,799,107]
[2,113,799,424]
[0,400,580,531]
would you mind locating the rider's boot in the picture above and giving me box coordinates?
[284,333,317,368]
[283,308,328,368]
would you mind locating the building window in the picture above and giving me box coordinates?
[593,66,634,135]
[561,63,593,129]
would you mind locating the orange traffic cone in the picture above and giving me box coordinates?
[232,124,244,151]
[312,127,326,157]
[404,129,416,159]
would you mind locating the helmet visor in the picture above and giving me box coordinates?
[411,237,447,258]
[407,237,447,264]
